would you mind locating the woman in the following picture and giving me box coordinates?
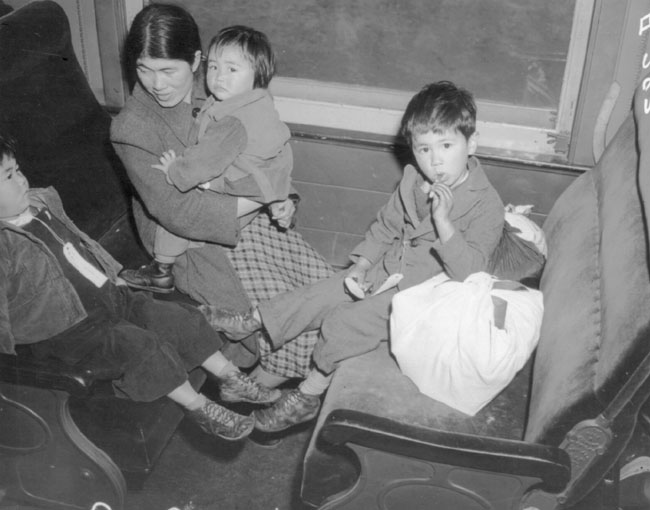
[110,3,332,385]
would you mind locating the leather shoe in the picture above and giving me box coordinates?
[186,399,254,441]
[120,260,175,293]
[197,306,261,340]
[253,389,321,433]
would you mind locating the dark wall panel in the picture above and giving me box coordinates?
[290,137,579,268]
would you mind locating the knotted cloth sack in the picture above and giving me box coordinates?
[390,272,543,415]
[487,204,547,282]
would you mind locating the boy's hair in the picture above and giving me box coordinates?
[400,81,477,147]
[0,133,17,161]
[208,25,276,89]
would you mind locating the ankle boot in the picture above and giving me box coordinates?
[120,259,175,293]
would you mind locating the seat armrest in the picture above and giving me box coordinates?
[321,409,572,492]
[0,350,116,397]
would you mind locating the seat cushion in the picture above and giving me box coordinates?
[302,342,532,505]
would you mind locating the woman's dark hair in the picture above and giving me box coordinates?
[400,81,477,147]
[124,3,201,85]
[208,25,276,89]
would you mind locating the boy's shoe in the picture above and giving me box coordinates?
[186,399,254,441]
[197,306,261,340]
[219,371,282,404]
[120,260,175,293]
[253,389,321,433]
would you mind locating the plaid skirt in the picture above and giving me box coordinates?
[225,214,334,378]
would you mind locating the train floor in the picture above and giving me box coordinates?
[125,378,314,510]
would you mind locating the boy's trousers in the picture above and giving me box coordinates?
[258,272,397,374]
[30,286,223,402]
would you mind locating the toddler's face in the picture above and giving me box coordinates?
[0,155,30,219]
[411,129,477,188]
[206,45,255,101]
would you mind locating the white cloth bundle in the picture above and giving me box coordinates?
[390,272,543,415]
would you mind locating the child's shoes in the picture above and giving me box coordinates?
[196,306,261,340]
[253,389,321,433]
[219,371,282,404]
[186,399,254,441]
[120,260,175,293]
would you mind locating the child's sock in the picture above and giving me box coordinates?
[185,393,208,411]
[203,353,239,379]
[154,254,176,266]
[299,369,333,396]
[216,360,239,378]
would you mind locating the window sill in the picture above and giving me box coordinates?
[271,77,569,165]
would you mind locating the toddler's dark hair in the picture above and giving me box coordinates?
[208,25,276,89]
[400,81,476,147]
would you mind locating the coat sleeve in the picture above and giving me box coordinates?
[350,188,405,265]
[0,245,16,354]
[166,116,247,192]
[111,111,241,245]
[434,189,504,281]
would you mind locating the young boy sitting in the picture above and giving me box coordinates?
[0,133,281,441]
[200,81,505,433]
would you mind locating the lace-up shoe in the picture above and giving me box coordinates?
[186,399,254,441]
[220,371,282,404]
[197,306,261,340]
[253,389,321,433]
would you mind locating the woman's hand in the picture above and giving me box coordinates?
[270,198,296,229]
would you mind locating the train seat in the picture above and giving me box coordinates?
[0,3,205,509]
[301,69,650,510]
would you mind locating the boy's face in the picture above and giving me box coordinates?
[0,154,30,219]
[206,45,255,101]
[411,129,478,188]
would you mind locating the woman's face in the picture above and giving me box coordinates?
[136,52,201,108]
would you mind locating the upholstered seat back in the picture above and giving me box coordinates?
[526,81,650,449]
[0,0,127,239]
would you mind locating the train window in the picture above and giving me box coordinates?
[177,0,592,164]
[89,1,645,167]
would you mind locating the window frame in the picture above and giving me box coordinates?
[101,0,642,169]
[268,0,595,166]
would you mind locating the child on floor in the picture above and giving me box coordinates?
[0,133,281,441]
[121,25,294,293]
[200,81,505,433]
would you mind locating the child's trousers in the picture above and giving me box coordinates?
[258,272,397,374]
[30,285,223,401]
